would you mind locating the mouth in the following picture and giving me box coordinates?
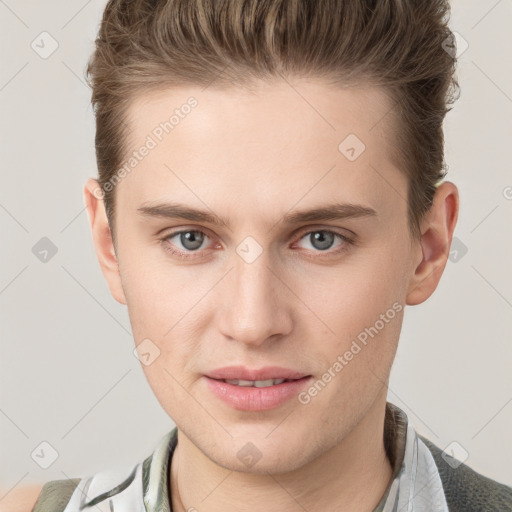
[211,377,308,387]
[205,365,310,382]
[204,372,313,411]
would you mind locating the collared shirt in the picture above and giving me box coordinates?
[50,402,450,511]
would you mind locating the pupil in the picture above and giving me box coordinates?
[311,231,334,251]
[181,231,204,250]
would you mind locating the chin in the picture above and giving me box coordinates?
[208,429,315,475]
[218,448,309,475]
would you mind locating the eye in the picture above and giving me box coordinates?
[161,229,213,259]
[294,229,352,254]
[160,227,354,260]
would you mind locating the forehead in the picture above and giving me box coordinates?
[116,78,405,227]
[126,78,395,148]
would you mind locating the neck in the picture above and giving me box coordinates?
[170,394,393,512]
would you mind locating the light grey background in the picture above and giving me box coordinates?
[1,0,511,493]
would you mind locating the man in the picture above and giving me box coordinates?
[25,0,512,510]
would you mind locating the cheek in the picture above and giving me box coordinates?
[118,244,195,334]
[303,247,408,325]
[140,360,193,417]
[295,240,409,378]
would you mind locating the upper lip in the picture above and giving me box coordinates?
[206,366,310,381]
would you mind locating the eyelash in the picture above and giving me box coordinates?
[159,227,354,260]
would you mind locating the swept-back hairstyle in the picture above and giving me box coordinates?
[86,0,459,242]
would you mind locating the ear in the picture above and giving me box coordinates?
[84,178,127,305]
[406,181,459,306]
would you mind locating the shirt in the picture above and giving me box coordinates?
[32,401,512,511]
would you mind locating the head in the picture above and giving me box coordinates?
[84,0,459,474]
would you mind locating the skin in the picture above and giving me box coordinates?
[0,485,43,512]
[82,78,458,512]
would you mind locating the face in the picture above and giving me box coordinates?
[87,78,435,474]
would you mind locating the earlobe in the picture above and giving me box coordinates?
[84,178,127,305]
[406,181,459,306]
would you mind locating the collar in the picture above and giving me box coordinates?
[373,402,449,511]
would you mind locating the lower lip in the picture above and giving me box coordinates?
[204,376,312,411]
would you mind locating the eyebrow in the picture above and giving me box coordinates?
[136,201,377,229]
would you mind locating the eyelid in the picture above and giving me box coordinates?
[291,227,354,255]
[293,224,355,240]
[163,228,218,249]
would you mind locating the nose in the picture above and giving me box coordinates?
[217,247,293,347]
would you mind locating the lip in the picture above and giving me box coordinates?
[203,366,313,411]
[205,366,310,381]
[204,376,312,411]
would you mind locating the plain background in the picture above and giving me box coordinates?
[1,0,511,493]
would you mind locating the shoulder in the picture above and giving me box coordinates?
[418,434,512,512]
[31,463,143,512]
[0,484,48,512]
[31,479,81,512]
[29,428,177,512]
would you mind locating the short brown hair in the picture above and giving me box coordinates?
[86,0,459,244]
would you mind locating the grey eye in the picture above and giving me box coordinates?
[305,231,336,251]
[178,231,205,251]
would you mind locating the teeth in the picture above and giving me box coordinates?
[224,378,286,387]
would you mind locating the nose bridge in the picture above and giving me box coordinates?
[219,239,291,346]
